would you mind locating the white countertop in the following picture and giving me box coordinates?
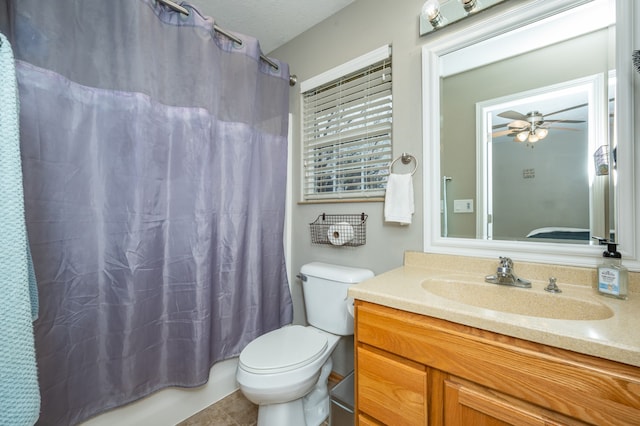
[348,252,640,368]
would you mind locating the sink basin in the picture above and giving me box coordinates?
[421,277,614,320]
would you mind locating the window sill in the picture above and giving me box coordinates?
[298,198,384,205]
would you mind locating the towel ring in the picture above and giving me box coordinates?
[389,153,418,176]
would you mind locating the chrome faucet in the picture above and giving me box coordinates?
[485,257,531,288]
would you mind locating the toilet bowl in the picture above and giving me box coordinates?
[237,326,339,425]
[236,262,374,426]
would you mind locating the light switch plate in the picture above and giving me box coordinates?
[453,199,474,213]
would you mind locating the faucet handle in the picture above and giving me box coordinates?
[487,256,531,288]
[496,256,513,279]
[498,256,513,269]
[544,277,562,293]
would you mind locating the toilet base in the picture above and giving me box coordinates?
[255,358,333,426]
[303,358,332,426]
[257,399,305,426]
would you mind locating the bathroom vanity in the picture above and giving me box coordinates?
[349,252,640,425]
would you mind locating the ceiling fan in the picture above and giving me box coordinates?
[492,105,586,143]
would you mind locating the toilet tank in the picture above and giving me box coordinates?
[300,262,374,335]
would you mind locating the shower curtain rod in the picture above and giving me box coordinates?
[157,0,298,86]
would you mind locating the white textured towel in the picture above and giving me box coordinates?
[384,173,414,225]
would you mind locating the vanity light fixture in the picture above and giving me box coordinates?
[419,0,506,36]
[422,0,446,29]
[419,0,504,36]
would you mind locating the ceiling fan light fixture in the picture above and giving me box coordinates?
[515,131,528,142]
[528,133,540,143]
[535,128,549,139]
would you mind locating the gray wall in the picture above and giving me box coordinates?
[271,0,426,375]
[492,134,590,239]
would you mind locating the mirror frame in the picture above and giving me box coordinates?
[421,0,639,269]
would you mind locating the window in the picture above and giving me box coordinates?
[301,46,392,201]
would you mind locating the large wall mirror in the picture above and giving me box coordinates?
[422,0,638,268]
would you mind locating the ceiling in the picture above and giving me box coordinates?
[187,0,355,54]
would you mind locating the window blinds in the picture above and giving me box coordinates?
[301,52,392,200]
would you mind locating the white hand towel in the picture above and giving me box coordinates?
[384,173,414,225]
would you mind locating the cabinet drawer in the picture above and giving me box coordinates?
[357,346,427,426]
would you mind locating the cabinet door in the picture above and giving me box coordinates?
[358,414,385,426]
[357,346,427,426]
[443,377,588,426]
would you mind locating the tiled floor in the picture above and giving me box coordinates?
[178,390,259,426]
[179,377,339,426]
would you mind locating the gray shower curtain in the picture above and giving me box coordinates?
[1,1,293,424]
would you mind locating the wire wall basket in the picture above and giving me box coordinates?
[310,213,367,247]
[594,145,609,176]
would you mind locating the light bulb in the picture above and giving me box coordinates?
[535,128,549,139]
[460,0,478,13]
[528,133,539,143]
[422,0,445,28]
[422,0,440,20]
[516,131,528,142]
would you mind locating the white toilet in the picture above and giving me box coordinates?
[236,262,374,426]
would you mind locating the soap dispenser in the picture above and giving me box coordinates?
[593,238,628,300]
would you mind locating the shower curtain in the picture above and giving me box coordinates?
[1,1,293,424]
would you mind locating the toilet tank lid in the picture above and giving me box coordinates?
[300,262,374,284]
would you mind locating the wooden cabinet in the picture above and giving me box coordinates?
[354,301,640,426]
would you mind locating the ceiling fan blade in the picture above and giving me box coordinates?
[544,103,588,117]
[545,97,615,118]
[508,120,529,128]
[545,119,585,124]
[546,126,579,131]
[493,119,529,130]
[492,129,517,137]
[497,110,528,121]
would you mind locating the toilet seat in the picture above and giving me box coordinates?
[239,325,328,375]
